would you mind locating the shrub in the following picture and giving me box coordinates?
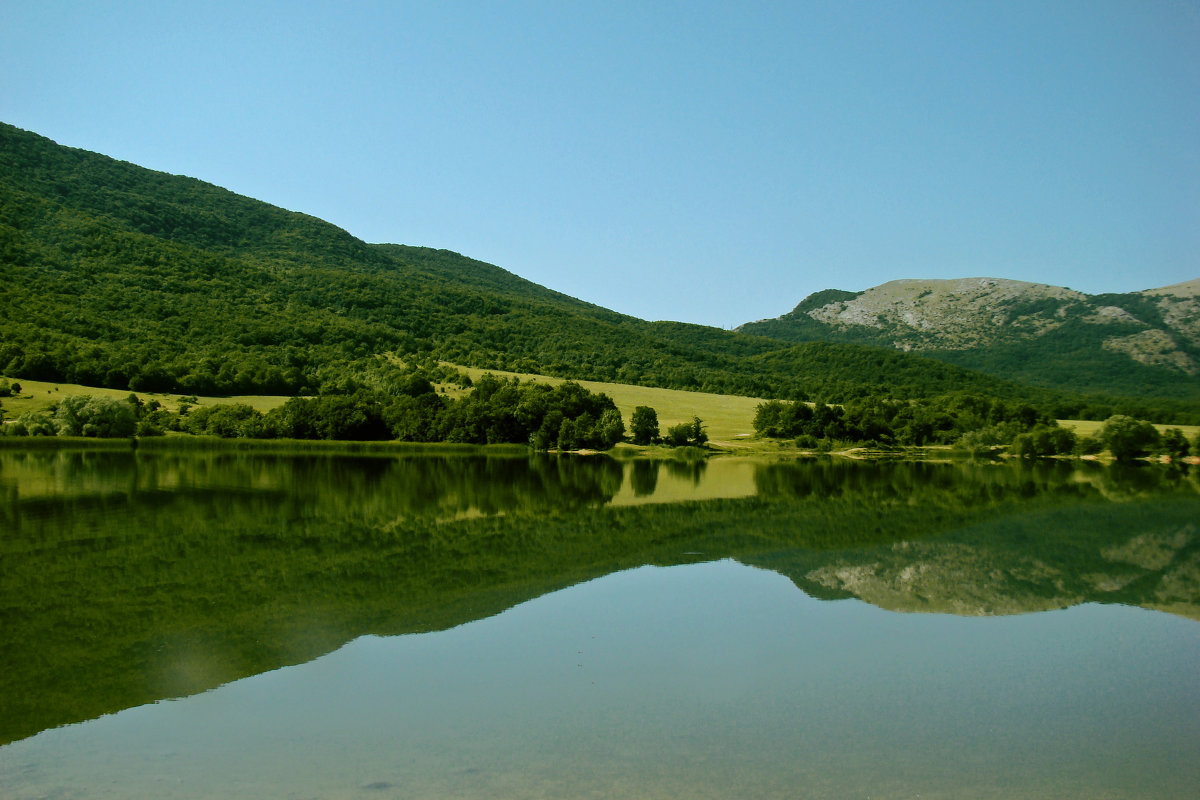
[52,396,137,437]
[1100,415,1161,461]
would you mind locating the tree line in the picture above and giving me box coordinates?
[0,376,694,452]
[752,393,1197,462]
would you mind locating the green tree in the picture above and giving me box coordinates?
[7,410,56,436]
[1011,424,1075,458]
[665,416,707,447]
[1161,428,1190,462]
[1100,415,1161,461]
[52,395,137,437]
[596,408,626,449]
[630,406,660,445]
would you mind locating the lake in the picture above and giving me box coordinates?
[1,448,1198,798]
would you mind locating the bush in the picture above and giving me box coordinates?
[1100,415,1161,461]
[665,416,707,448]
[52,395,137,437]
[1011,424,1076,459]
[1162,428,1190,462]
[6,411,56,436]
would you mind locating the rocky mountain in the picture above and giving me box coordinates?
[738,277,1200,400]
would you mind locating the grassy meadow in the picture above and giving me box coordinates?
[1060,418,1200,440]
[450,365,768,446]
[0,377,289,416]
[1,370,770,449]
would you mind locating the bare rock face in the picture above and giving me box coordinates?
[1103,329,1198,374]
[805,278,1087,349]
[742,276,1200,387]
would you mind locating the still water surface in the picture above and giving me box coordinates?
[1,449,1198,798]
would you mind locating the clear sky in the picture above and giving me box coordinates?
[2,1,1198,327]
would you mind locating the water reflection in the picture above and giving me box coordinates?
[0,449,1197,749]
[4,561,1199,800]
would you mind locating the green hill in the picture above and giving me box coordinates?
[0,121,1188,418]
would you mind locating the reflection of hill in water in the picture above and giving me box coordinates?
[746,459,1200,619]
[750,502,1200,620]
[1,451,1198,745]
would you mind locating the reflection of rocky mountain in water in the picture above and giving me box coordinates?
[795,526,1200,619]
[745,479,1200,620]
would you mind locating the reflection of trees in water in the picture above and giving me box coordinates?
[663,457,707,486]
[0,451,629,525]
[630,460,659,497]
[3,449,1198,747]
[753,458,1199,509]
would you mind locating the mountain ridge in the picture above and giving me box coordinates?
[738,276,1200,399]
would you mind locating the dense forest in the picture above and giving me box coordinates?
[2,122,1197,422]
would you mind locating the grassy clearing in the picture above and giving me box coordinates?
[1060,419,1200,439]
[450,364,766,446]
[0,377,290,416]
[1,370,766,447]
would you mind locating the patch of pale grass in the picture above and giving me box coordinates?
[1059,419,1200,439]
[0,377,290,415]
[450,365,764,443]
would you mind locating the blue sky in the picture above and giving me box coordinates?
[2,1,1197,327]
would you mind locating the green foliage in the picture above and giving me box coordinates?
[1010,424,1076,459]
[183,403,268,438]
[753,392,1055,448]
[50,395,136,437]
[665,416,707,447]
[5,410,56,436]
[1161,428,1190,463]
[1100,415,1162,461]
[955,423,1021,457]
[629,406,660,445]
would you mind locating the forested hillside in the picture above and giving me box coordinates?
[1,122,1193,420]
[739,278,1200,402]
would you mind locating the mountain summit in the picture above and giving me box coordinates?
[738,277,1200,399]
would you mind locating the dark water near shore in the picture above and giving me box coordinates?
[1,450,1198,798]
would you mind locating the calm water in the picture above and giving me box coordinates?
[1,449,1198,798]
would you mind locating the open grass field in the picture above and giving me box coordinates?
[1060,419,1200,440]
[1,370,769,447]
[450,365,767,446]
[0,377,290,416]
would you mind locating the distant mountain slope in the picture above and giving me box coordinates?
[738,277,1200,400]
[3,121,1072,406]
